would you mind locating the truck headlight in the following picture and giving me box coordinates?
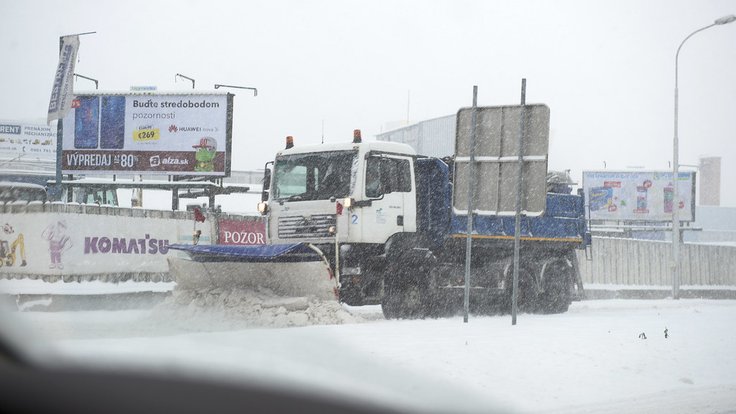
[342,197,353,208]
[257,201,268,215]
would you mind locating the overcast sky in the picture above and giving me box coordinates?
[1,0,735,206]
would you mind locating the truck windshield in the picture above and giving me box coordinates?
[273,150,356,201]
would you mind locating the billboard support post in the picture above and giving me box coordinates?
[512,78,527,326]
[225,93,234,176]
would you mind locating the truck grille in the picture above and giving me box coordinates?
[278,214,336,239]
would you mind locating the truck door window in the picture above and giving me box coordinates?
[366,157,383,197]
[366,156,411,197]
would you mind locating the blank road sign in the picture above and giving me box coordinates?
[453,104,550,216]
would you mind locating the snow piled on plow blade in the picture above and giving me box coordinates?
[161,243,353,328]
[167,243,338,301]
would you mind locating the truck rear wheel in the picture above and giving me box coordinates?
[504,260,539,314]
[537,257,573,314]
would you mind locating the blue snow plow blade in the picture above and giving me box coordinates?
[167,243,338,300]
[168,243,323,263]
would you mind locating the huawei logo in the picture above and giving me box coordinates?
[168,124,178,133]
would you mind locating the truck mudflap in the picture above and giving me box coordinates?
[167,243,338,301]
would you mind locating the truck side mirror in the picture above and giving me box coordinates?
[262,168,271,191]
[261,165,272,202]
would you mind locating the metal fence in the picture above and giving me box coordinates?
[576,237,736,286]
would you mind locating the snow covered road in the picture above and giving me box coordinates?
[9,299,736,413]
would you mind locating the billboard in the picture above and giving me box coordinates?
[583,171,696,222]
[0,212,211,277]
[453,105,549,216]
[61,93,233,176]
[0,122,56,162]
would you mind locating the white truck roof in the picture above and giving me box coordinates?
[276,140,416,157]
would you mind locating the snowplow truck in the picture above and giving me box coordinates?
[170,118,590,319]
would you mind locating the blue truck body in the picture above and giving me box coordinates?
[415,157,588,251]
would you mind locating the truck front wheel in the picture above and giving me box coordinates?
[382,276,427,319]
[381,252,433,320]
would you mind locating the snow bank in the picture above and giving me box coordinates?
[156,286,361,328]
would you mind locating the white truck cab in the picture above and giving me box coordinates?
[261,139,417,247]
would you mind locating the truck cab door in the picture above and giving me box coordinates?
[359,154,415,244]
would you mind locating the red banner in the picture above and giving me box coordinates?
[218,219,266,245]
[62,150,225,174]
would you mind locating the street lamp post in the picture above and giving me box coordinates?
[214,84,258,96]
[73,73,99,89]
[672,14,735,299]
[175,73,195,89]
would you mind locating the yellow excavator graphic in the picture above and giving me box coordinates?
[1,225,27,267]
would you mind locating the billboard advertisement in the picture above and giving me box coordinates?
[0,212,211,277]
[61,93,233,176]
[582,171,696,222]
[0,122,56,162]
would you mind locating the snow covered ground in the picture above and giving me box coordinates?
[5,298,736,413]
